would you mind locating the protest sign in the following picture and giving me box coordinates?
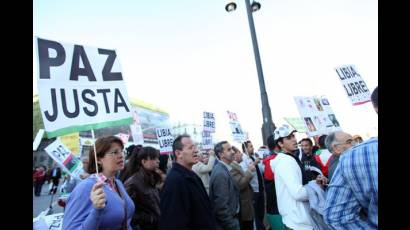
[202,131,213,150]
[227,111,246,142]
[294,96,342,137]
[335,65,371,106]
[35,37,133,138]
[45,139,84,179]
[43,213,64,230]
[203,111,216,133]
[156,127,174,154]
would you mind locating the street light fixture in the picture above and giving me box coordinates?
[225,0,276,145]
[225,2,237,12]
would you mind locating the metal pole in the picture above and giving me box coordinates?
[244,0,276,144]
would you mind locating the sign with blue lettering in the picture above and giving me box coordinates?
[203,111,215,133]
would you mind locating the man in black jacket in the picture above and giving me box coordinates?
[158,135,217,230]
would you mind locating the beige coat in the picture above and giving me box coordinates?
[230,161,255,221]
[192,155,216,194]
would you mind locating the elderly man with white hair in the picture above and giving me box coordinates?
[324,131,356,181]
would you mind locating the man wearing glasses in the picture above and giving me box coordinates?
[324,132,355,181]
[324,86,378,229]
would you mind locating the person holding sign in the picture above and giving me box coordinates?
[62,136,135,230]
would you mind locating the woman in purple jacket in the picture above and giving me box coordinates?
[62,136,135,230]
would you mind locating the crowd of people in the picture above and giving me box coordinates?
[34,86,378,230]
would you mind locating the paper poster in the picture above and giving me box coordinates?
[335,65,371,106]
[227,111,246,142]
[156,127,174,154]
[202,131,213,150]
[45,139,84,179]
[294,96,342,137]
[203,111,216,133]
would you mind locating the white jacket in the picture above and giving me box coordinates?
[270,153,313,230]
[192,155,216,194]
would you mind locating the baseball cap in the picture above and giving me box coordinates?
[273,124,297,141]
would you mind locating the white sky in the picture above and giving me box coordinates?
[33,0,378,148]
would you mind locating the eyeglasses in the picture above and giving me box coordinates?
[335,139,357,146]
[105,149,125,157]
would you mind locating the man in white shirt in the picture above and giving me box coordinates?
[192,150,216,194]
[240,140,265,230]
[270,124,327,230]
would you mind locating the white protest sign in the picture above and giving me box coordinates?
[43,213,64,230]
[35,37,133,138]
[156,127,174,154]
[227,111,246,142]
[33,129,45,151]
[130,108,144,145]
[202,131,213,150]
[335,65,371,106]
[45,139,84,179]
[203,111,216,133]
[294,96,342,137]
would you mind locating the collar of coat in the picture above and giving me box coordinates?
[172,162,199,180]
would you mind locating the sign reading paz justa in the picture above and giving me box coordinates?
[335,65,371,106]
[35,37,133,138]
[156,127,174,155]
[203,111,215,133]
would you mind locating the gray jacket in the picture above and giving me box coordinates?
[209,161,240,230]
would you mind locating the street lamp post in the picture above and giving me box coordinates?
[226,0,276,145]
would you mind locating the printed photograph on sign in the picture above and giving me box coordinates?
[304,117,317,132]
[328,114,340,127]
[314,98,324,111]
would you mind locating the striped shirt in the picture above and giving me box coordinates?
[324,137,378,229]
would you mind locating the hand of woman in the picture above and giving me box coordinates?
[90,181,106,209]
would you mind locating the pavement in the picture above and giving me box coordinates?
[33,183,64,218]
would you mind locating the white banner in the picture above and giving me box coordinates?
[203,111,216,133]
[35,37,133,138]
[335,65,371,106]
[227,111,246,142]
[156,127,174,154]
[202,131,213,150]
[294,96,342,137]
[45,139,84,179]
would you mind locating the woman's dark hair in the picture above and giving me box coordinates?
[120,146,159,182]
[88,136,124,174]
